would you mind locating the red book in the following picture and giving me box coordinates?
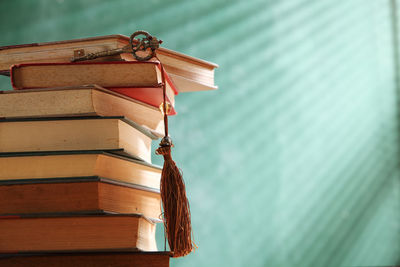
[10,61,177,115]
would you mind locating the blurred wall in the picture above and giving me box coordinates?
[0,0,399,266]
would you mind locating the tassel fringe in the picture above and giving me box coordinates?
[156,142,195,257]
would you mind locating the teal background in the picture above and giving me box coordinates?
[1,0,400,266]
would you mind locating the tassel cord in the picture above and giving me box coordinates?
[158,59,169,137]
[155,54,195,257]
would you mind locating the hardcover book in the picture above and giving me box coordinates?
[0,85,166,135]
[10,61,176,114]
[0,177,161,220]
[0,34,218,92]
[0,151,161,189]
[0,117,157,163]
[0,214,157,252]
[0,251,171,267]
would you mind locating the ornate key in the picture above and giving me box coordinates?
[71,30,162,62]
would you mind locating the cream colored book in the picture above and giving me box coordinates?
[0,85,165,136]
[0,117,156,163]
[0,151,161,189]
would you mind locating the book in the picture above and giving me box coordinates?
[0,85,165,135]
[10,61,176,113]
[0,214,157,252]
[0,177,161,219]
[0,151,161,189]
[0,117,156,162]
[0,251,171,267]
[0,34,218,92]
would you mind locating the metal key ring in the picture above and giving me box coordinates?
[129,30,162,61]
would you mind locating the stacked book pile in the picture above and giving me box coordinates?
[0,34,217,267]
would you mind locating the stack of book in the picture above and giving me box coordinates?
[0,35,217,267]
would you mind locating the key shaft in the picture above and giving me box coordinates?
[71,45,130,62]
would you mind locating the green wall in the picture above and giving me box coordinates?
[0,0,399,266]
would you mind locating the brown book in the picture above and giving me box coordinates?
[0,85,165,135]
[0,151,161,189]
[10,61,176,111]
[0,177,161,220]
[0,34,218,92]
[0,251,171,267]
[0,214,157,252]
[0,117,156,163]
